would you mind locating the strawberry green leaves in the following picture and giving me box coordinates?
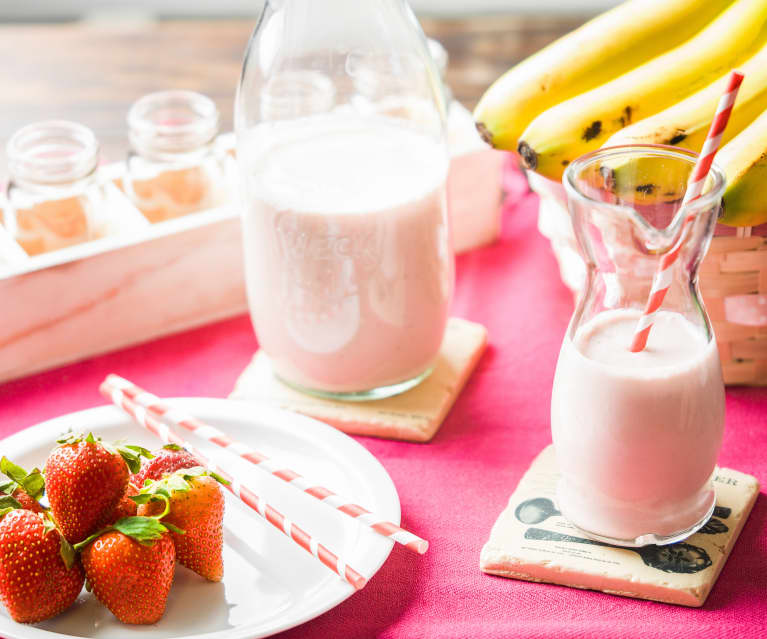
[112,517,177,544]
[0,495,23,511]
[73,491,184,552]
[55,431,89,446]
[161,443,184,452]
[73,515,183,551]
[53,433,153,474]
[114,445,153,474]
[134,466,230,498]
[0,457,45,500]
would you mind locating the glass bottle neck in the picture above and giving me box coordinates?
[267,0,405,8]
[128,90,219,162]
[6,120,99,190]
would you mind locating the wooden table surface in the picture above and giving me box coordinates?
[0,15,587,170]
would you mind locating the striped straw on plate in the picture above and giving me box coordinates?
[101,374,428,554]
[630,70,744,353]
[102,380,367,590]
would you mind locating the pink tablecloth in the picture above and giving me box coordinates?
[1,167,765,638]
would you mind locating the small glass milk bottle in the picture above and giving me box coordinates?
[4,120,105,256]
[236,0,453,400]
[124,90,227,223]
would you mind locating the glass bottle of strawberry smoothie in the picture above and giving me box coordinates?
[236,0,453,400]
[552,145,726,546]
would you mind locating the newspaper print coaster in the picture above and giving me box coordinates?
[480,445,760,606]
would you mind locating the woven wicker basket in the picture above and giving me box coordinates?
[530,171,767,386]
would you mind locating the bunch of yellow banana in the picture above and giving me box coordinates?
[520,0,767,178]
[603,39,767,223]
[473,0,735,150]
[475,0,767,227]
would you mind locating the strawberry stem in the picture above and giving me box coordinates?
[149,493,171,521]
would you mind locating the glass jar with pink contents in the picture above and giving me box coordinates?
[124,90,227,224]
[4,120,105,256]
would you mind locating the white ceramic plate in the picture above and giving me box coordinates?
[0,398,400,639]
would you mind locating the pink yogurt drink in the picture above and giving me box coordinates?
[551,309,725,544]
[240,114,453,396]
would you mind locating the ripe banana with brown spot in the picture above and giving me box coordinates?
[472,0,735,152]
[595,150,696,207]
[719,109,767,226]
[606,40,767,152]
[517,0,767,181]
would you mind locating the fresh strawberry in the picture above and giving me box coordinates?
[0,508,84,623]
[0,457,45,513]
[76,515,177,625]
[45,433,151,544]
[132,444,199,487]
[106,483,139,525]
[136,467,226,582]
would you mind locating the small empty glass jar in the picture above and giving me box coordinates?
[4,120,105,256]
[124,90,227,223]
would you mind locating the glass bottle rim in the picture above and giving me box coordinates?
[563,144,727,215]
[128,90,220,157]
[6,120,99,186]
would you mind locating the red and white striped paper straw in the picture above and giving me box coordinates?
[630,70,744,353]
[101,380,367,591]
[102,374,428,554]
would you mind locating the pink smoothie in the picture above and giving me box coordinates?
[240,115,453,393]
[551,309,725,543]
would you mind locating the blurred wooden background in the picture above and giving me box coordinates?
[0,15,586,168]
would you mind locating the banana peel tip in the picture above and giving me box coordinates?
[518,141,538,171]
[475,121,494,146]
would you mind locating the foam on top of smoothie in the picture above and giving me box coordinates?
[574,309,710,370]
[243,113,448,214]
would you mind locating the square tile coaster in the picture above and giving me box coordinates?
[230,317,488,442]
[480,445,760,607]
